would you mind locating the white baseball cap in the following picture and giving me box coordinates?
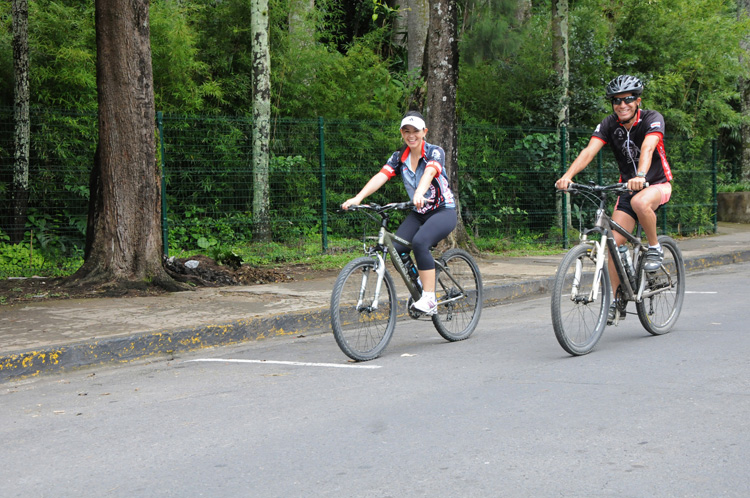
[400,115,426,130]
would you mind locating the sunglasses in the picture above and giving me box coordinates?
[610,96,639,105]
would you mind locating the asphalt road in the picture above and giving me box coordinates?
[2,263,748,497]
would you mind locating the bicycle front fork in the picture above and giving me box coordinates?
[357,253,387,310]
[574,239,607,304]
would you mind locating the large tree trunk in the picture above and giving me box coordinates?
[552,0,569,129]
[11,0,30,245]
[252,0,271,242]
[739,0,750,182]
[395,0,429,110]
[407,0,429,75]
[391,0,428,73]
[74,0,183,291]
[392,0,407,49]
[552,0,571,230]
[424,0,474,252]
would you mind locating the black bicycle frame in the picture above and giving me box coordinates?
[586,199,645,302]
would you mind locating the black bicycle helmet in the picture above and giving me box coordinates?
[605,75,644,97]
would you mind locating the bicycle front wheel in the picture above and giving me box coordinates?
[330,256,397,361]
[635,236,685,335]
[551,244,610,356]
[432,248,483,342]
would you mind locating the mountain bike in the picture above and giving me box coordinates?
[331,202,483,361]
[551,183,685,356]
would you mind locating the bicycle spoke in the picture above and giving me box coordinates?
[636,237,685,335]
[331,257,397,361]
[432,249,483,342]
[551,245,609,355]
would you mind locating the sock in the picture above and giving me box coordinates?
[421,291,435,300]
[648,243,661,250]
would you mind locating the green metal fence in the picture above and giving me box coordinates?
[0,107,719,277]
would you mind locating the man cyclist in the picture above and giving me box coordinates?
[555,75,673,324]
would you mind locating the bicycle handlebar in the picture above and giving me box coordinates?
[346,201,415,214]
[558,181,648,194]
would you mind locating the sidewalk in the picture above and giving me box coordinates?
[2,222,750,382]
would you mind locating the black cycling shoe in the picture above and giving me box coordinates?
[644,246,664,272]
[607,304,625,326]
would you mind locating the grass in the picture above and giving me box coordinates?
[474,236,566,258]
[2,234,572,280]
[228,235,568,270]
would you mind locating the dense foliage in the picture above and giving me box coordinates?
[1,0,746,132]
[0,0,744,276]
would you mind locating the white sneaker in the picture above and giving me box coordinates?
[411,294,437,316]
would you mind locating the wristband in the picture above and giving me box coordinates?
[636,172,646,178]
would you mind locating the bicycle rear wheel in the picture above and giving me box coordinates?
[330,256,397,361]
[551,244,610,356]
[432,248,483,341]
[635,236,685,335]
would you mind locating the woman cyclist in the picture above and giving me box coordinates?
[341,111,457,316]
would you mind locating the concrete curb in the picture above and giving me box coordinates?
[0,309,332,382]
[2,250,749,382]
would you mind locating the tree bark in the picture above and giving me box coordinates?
[739,0,750,182]
[552,0,569,129]
[424,0,474,252]
[552,0,571,229]
[288,0,314,47]
[407,0,429,75]
[392,0,407,49]
[11,0,30,245]
[252,0,271,242]
[73,0,183,291]
[516,0,532,24]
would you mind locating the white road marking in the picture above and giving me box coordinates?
[685,291,718,294]
[185,358,381,369]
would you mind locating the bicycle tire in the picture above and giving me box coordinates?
[330,256,397,361]
[551,244,611,356]
[431,248,483,342]
[635,236,685,335]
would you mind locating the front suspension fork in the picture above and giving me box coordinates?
[357,253,387,310]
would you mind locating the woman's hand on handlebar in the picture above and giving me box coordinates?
[412,193,428,210]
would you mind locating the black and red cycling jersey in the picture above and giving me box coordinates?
[592,108,673,185]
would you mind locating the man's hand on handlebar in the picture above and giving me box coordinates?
[341,197,363,210]
[626,176,647,192]
[555,177,573,191]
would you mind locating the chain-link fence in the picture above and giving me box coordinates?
[0,107,719,277]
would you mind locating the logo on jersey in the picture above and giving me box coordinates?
[621,140,640,166]
[650,122,662,129]
[417,185,438,214]
[431,149,441,161]
[595,124,601,134]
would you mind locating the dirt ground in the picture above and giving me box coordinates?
[0,255,333,306]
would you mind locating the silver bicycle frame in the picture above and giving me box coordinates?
[363,226,422,311]
[365,224,464,308]
[358,251,387,310]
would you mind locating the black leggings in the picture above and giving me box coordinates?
[392,208,457,270]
